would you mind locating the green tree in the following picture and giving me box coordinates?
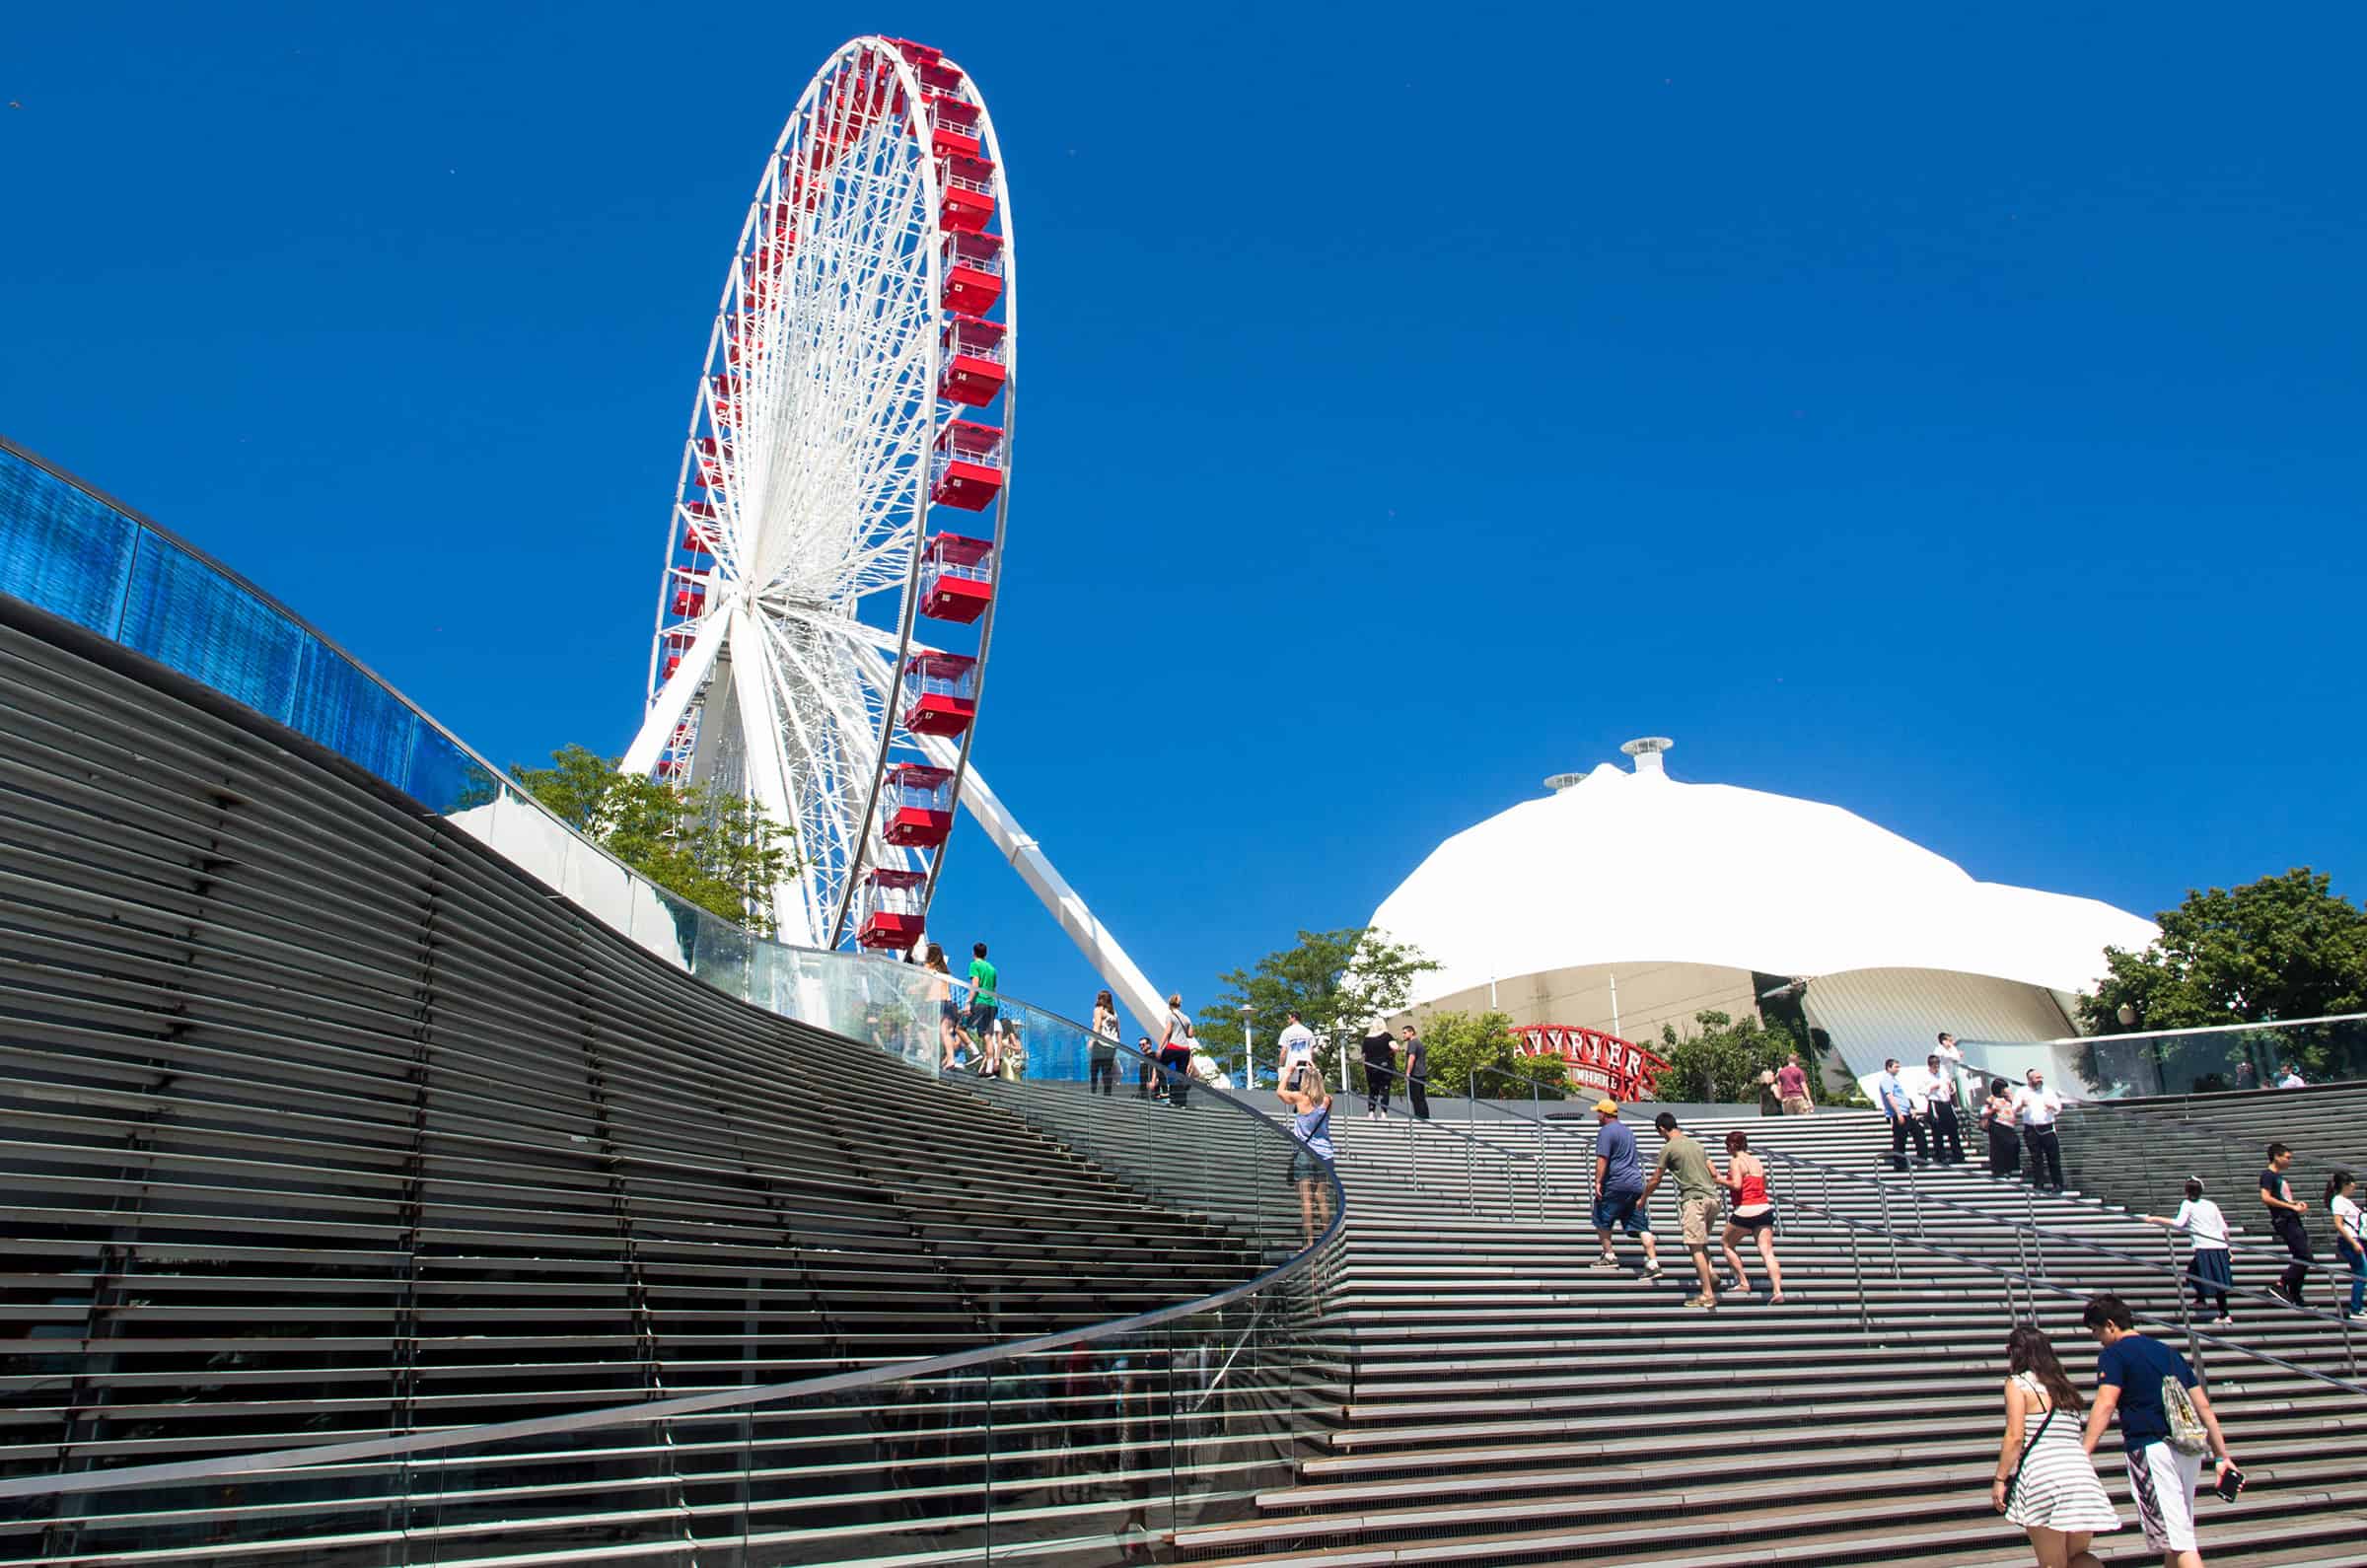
[1656,1009,1803,1105]
[2077,868,2367,1088]
[1416,1010,1569,1101]
[512,745,798,937]
[1194,928,1438,1086]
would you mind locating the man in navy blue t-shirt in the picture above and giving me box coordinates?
[1588,1099,1661,1277]
[2080,1294,2238,1567]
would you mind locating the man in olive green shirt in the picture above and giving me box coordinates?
[1641,1111,1723,1310]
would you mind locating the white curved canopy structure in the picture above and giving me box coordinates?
[1371,739,2157,1078]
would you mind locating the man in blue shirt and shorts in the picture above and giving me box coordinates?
[2080,1294,2240,1567]
[1588,1099,1662,1277]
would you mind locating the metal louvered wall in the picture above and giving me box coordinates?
[0,596,1255,1523]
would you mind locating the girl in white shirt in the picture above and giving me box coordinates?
[2144,1177,2233,1323]
[2325,1170,2362,1319]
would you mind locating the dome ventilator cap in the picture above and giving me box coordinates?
[1620,736,1675,778]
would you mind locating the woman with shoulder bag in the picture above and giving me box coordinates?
[1991,1325,2118,1567]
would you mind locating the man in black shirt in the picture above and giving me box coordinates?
[1400,1024,1429,1120]
[2260,1143,2313,1303]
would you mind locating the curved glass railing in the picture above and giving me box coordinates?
[0,435,1353,1559]
[0,1043,1347,1563]
[1960,1013,2367,1103]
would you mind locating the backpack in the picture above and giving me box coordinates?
[2162,1376,2209,1457]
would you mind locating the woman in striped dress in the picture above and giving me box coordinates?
[1991,1325,2119,1566]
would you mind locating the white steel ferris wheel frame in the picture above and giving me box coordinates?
[619,37,1174,1037]
[623,36,1014,950]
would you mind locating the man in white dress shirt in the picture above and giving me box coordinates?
[2014,1068,2068,1191]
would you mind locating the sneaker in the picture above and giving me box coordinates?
[1589,1255,1620,1270]
[1643,1259,1664,1277]
[2212,1314,2236,1324]
[1684,1294,1718,1311]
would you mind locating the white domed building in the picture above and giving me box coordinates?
[1370,738,2158,1089]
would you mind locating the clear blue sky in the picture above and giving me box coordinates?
[7,4,2362,1041]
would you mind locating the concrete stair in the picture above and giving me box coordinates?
[1167,1105,2367,1568]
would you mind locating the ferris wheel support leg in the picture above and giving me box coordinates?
[910,735,1171,1037]
[724,608,815,942]
[619,614,731,777]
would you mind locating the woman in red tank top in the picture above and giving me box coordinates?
[1718,1129,1786,1304]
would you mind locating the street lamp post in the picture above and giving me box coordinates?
[1240,1003,1255,1095]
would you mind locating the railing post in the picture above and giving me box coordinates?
[1532,1077,1542,1169]
[2026,1182,2045,1282]
[2165,1224,2202,1376]
[1825,1169,1870,1336]
[1874,1175,1901,1281]
[1903,1158,1927,1244]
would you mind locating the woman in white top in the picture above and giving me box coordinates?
[2143,1177,2233,1322]
[2325,1169,2362,1319]
[1990,1324,2118,1567]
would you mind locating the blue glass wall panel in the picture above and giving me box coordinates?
[118,536,305,726]
[405,730,498,815]
[0,448,139,633]
[290,637,421,790]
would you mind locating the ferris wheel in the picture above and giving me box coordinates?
[620,36,1014,952]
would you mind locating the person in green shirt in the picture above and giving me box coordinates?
[1641,1111,1724,1311]
[966,942,1000,1074]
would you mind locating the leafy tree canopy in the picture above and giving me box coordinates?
[2081,869,2367,1031]
[1194,928,1438,1082]
[2076,869,2367,1089]
[512,745,798,937]
[1414,1010,1569,1101]
[1656,1009,1804,1105]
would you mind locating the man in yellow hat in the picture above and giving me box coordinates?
[1589,1099,1662,1277]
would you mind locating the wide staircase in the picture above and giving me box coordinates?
[1148,1104,2367,1568]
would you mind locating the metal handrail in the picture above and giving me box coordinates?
[0,1032,1345,1504]
[1781,1179,2367,1399]
[1765,1141,2366,1384]
[1957,1041,2365,1272]
[1330,1060,1551,1219]
[1448,1091,2365,1366]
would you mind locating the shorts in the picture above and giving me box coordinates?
[1780,1096,1812,1115]
[937,999,960,1022]
[966,1002,999,1034]
[1284,1061,1309,1091]
[2125,1441,2203,1553]
[1681,1195,1717,1247]
[1287,1149,1329,1183]
[1592,1192,1650,1235]
[1728,1207,1776,1233]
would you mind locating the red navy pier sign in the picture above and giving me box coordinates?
[1514,1024,1667,1102]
